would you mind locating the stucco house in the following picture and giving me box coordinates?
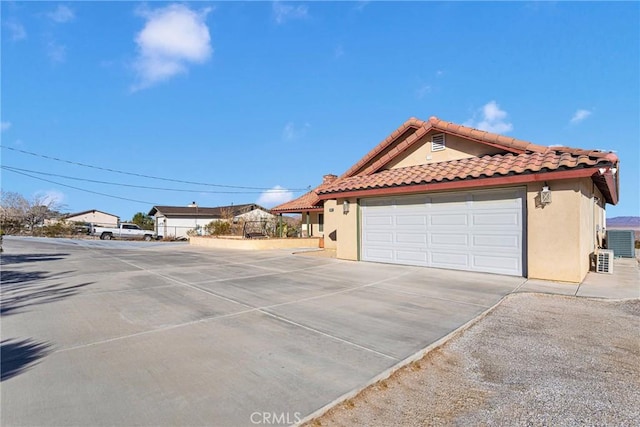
[148,203,274,239]
[272,116,619,283]
[62,209,120,227]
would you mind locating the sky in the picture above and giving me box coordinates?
[1,1,638,221]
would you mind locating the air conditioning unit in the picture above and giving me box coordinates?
[606,230,636,258]
[596,249,614,274]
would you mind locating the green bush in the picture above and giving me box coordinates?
[205,220,231,236]
[635,240,640,249]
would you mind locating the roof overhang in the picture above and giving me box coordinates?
[318,167,618,205]
[271,207,324,214]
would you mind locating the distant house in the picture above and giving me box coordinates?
[148,203,275,239]
[63,209,120,227]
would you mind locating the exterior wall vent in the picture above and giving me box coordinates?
[596,249,614,274]
[431,133,446,152]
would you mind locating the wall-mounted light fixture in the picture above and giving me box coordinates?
[540,184,552,205]
[343,200,350,214]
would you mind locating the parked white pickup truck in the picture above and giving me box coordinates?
[90,223,159,241]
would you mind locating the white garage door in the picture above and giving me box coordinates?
[361,188,524,276]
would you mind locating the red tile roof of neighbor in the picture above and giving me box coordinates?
[270,190,323,212]
[271,116,619,211]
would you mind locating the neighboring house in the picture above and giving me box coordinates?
[62,209,120,227]
[272,116,619,283]
[148,203,274,239]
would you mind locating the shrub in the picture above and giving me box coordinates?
[205,220,231,236]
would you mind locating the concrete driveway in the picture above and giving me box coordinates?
[1,237,524,426]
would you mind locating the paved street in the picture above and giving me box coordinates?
[1,236,523,426]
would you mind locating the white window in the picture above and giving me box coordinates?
[431,133,446,151]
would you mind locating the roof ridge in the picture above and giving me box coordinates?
[340,117,430,178]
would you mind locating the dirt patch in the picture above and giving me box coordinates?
[306,294,640,426]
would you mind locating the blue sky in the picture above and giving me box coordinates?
[1,1,638,221]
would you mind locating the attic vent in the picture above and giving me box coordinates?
[431,133,446,152]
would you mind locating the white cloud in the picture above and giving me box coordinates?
[1,121,11,132]
[132,4,212,91]
[354,1,370,12]
[464,101,513,134]
[570,109,592,124]
[47,40,66,63]
[5,21,26,41]
[334,44,344,59]
[36,190,66,206]
[273,1,309,24]
[48,5,75,23]
[257,186,294,208]
[416,84,431,99]
[282,121,310,141]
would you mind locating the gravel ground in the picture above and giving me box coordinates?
[306,293,640,426]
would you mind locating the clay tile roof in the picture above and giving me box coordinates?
[270,190,321,213]
[340,117,428,178]
[317,151,614,196]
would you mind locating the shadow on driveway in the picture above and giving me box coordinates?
[1,252,93,316]
[0,253,70,266]
[1,338,52,381]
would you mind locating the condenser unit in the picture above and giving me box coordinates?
[606,230,636,258]
[596,249,614,274]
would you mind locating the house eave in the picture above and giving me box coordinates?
[318,168,615,203]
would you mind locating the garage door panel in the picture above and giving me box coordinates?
[430,233,468,246]
[430,214,468,226]
[364,215,393,226]
[429,193,468,206]
[430,251,470,268]
[363,232,393,243]
[472,212,520,227]
[396,233,427,244]
[363,248,394,262]
[472,234,520,249]
[395,215,427,226]
[396,250,428,263]
[472,254,521,274]
[361,189,523,276]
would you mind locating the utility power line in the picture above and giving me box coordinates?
[3,167,162,206]
[1,145,310,191]
[1,165,302,194]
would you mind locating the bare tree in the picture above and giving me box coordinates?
[0,191,65,235]
[0,191,29,234]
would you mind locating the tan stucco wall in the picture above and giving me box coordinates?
[527,178,604,283]
[335,197,359,260]
[386,132,505,170]
[190,236,320,250]
[323,199,339,249]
